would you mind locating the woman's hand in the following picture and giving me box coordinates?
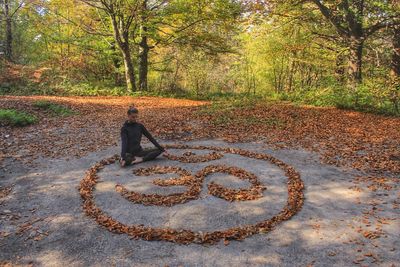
[162,149,169,156]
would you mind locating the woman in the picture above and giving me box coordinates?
[119,105,167,167]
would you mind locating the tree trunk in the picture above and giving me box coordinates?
[348,37,364,88]
[110,14,136,92]
[139,33,149,91]
[138,0,149,91]
[335,52,346,84]
[390,25,400,78]
[4,0,13,61]
[110,43,123,86]
[121,43,136,92]
[390,25,400,113]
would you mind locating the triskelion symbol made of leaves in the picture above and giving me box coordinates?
[79,144,304,245]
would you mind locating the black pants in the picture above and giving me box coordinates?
[124,148,163,165]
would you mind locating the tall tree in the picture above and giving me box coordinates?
[309,0,400,87]
[136,0,241,91]
[138,0,149,91]
[389,0,400,79]
[3,0,13,61]
[81,0,140,91]
[1,0,27,61]
[389,24,400,112]
[390,25,400,78]
[390,19,400,79]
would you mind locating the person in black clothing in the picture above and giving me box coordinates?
[119,105,167,167]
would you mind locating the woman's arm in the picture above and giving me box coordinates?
[120,127,129,160]
[141,124,165,151]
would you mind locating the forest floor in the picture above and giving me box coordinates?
[0,95,399,266]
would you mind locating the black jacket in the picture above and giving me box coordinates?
[120,121,164,160]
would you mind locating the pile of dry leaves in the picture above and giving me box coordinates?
[163,151,224,163]
[200,165,267,202]
[116,166,200,206]
[79,144,304,244]
[116,152,266,206]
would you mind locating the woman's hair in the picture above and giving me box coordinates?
[127,105,138,115]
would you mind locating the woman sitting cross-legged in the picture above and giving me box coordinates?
[119,105,167,167]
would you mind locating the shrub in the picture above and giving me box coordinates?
[0,109,38,126]
[33,100,76,116]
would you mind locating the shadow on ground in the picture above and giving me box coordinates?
[0,140,399,266]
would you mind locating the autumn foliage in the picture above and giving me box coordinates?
[79,144,304,244]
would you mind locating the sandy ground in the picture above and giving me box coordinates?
[0,139,399,267]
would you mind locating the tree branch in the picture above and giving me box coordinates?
[10,1,24,18]
[310,0,349,36]
[365,16,400,36]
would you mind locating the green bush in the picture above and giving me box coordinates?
[60,82,128,96]
[0,109,38,126]
[275,81,399,116]
[33,100,77,116]
[332,82,399,116]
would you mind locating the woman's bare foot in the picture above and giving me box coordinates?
[120,159,126,167]
[132,157,143,164]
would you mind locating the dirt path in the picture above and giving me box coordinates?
[1,140,398,266]
[1,95,399,176]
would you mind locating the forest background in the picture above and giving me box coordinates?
[1,0,399,115]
